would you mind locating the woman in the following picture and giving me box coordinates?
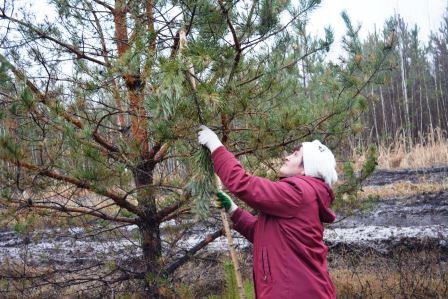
[198,125,338,299]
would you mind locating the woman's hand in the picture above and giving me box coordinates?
[197,125,223,153]
[216,191,238,215]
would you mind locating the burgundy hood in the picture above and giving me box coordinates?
[296,176,336,223]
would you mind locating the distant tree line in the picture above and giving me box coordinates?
[357,11,448,148]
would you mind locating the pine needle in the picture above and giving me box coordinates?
[186,146,216,219]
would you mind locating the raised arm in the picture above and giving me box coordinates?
[211,146,303,217]
[230,207,258,243]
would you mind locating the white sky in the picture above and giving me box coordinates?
[307,0,447,60]
[6,0,447,62]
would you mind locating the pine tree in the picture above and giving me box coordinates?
[0,1,394,296]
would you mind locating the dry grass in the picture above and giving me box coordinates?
[175,247,448,298]
[0,260,145,298]
[2,241,447,298]
[330,248,448,298]
[358,178,448,200]
[352,127,448,170]
[332,268,448,298]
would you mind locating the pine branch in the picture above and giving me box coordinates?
[0,53,121,154]
[237,44,331,88]
[0,13,106,66]
[157,192,191,221]
[234,127,314,157]
[0,155,143,216]
[88,2,126,129]
[185,3,197,36]
[33,204,137,224]
[5,198,137,224]
[218,0,242,85]
[26,100,131,166]
[241,1,318,51]
[92,0,115,12]
[159,207,190,223]
[164,228,224,274]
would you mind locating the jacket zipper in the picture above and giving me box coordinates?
[261,247,271,283]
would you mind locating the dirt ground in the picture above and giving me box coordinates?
[1,166,447,298]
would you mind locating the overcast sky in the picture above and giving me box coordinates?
[307,0,447,60]
[7,0,448,62]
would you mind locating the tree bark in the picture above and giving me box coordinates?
[379,86,388,141]
[437,72,448,131]
[433,63,442,129]
[423,67,433,133]
[418,79,424,143]
[371,86,380,144]
[134,160,163,298]
[399,35,412,147]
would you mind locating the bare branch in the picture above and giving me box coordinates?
[4,197,138,224]
[0,155,143,216]
[157,192,190,221]
[159,207,190,223]
[218,0,242,85]
[86,2,126,129]
[0,12,106,66]
[0,53,121,154]
[92,0,115,12]
[164,228,224,274]
[153,142,171,163]
[237,44,331,88]
[241,2,317,51]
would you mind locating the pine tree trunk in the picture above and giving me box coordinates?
[379,86,388,141]
[399,38,412,147]
[438,75,448,131]
[139,220,163,297]
[423,69,433,133]
[410,79,416,143]
[418,80,424,144]
[371,86,380,144]
[390,84,397,137]
[126,74,163,298]
[396,82,404,138]
[433,68,442,129]
[134,160,163,298]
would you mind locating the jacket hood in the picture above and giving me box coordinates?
[297,175,336,223]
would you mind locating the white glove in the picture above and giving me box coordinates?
[197,125,223,153]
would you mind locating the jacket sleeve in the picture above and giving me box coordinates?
[230,207,257,243]
[211,146,303,217]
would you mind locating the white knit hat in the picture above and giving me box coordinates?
[302,140,338,186]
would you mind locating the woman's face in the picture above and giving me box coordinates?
[278,147,305,178]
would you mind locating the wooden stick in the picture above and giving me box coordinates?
[216,176,246,299]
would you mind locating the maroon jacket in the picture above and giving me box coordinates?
[211,146,336,299]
